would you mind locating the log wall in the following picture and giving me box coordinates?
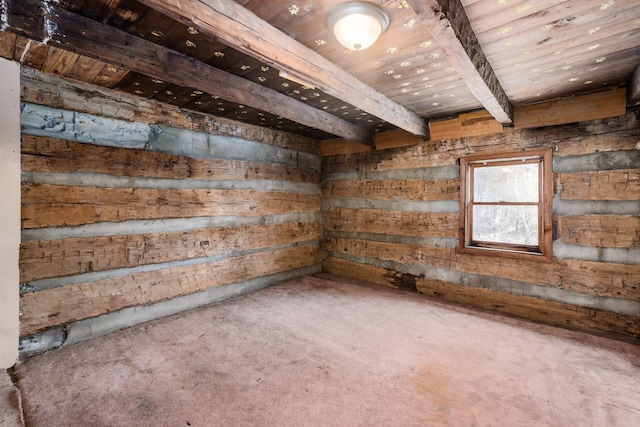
[322,111,640,342]
[19,69,322,356]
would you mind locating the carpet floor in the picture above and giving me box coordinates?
[11,274,640,426]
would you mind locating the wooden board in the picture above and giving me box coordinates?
[375,129,425,150]
[514,89,627,130]
[320,140,371,156]
[429,110,503,141]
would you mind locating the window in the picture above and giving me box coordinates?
[459,149,553,261]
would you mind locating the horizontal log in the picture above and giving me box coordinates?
[21,135,319,183]
[323,179,459,201]
[557,215,640,248]
[20,245,322,336]
[21,222,322,282]
[558,169,639,201]
[323,207,457,238]
[22,184,321,229]
[323,257,640,342]
[323,237,640,300]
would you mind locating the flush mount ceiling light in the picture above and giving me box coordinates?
[327,1,390,51]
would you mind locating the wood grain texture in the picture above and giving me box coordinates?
[429,110,503,141]
[514,89,627,130]
[320,140,371,156]
[323,257,640,342]
[323,179,459,201]
[375,130,425,150]
[22,184,321,229]
[323,207,457,238]
[558,169,639,201]
[557,215,640,248]
[20,245,322,336]
[22,135,319,183]
[20,222,322,282]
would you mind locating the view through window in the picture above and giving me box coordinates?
[459,149,552,260]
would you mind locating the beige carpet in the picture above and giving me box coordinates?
[12,274,640,426]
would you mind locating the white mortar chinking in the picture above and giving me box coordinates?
[1,0,7,31]
[43,0,59,46]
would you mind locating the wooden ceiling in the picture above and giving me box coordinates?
[1,0,639,143]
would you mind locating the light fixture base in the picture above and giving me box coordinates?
[328,2,390,51]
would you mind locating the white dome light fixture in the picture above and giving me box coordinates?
[327,2,390,51]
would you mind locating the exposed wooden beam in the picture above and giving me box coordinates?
[137,0,428,137]
[2,0,371,144]
[628,64,640,105]
[514,89,626,130]
[406,0,513,125]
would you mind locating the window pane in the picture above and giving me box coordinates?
[473,163,539,203]
[472,205,539,245]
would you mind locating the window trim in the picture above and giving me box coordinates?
[458,148,553,262]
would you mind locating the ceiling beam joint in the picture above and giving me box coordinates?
[406,0,513,125]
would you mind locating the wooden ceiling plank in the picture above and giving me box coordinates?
[480,8,640,65]
[91,63,129,88]
[136,0,428,137]
[41,48,80,77]
[406,0,513,125]
[66,55,107,83]
[12,37,49,70]
[3,0,370,144]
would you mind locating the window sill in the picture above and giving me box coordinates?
[456,245,553,263]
